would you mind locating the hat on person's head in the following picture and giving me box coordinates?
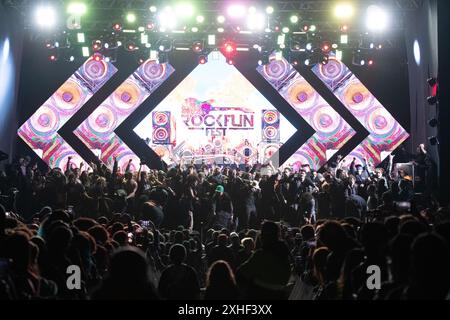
[215,185,224,193]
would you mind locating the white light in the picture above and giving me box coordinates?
[310,25,317,32]
[138,26,145,32]
[67,2,87,15]
[370,43,375,49]
[150,50,158,60]
[360,59,366,66]
[145,43,151,48]
[77,32,85,43]
[82,46,89,57]
[175,3,194,17]
[159,45,165,51]
[149,6,157,13]
[104,43,109,49]
[54,41,59,48]
[413,39,421,66]
[2,38,10,64]
[247,13,265,30]
[290,15,299,24]
[196,15,205,23]
[340,34,348,44]
[334,3,354,19]
[248,6,256,14]
[105,57,111,62]
[208,34,216,45]
[275,51,283,60]
[159,8,177,29]
[191,27,199,32]
[258,60,263,66]
[282,27,290,33]
[366,5,389,31]
[306,43,313,51]
[253,44,260,50]
[217,27,224,33]
[227,5,246,18]
[117,41,122,46]
[264,28,271,33]
[217,15,226,24]
[35,6,57,29]
[266,6,274,14]
[141,33,148,44]
[69,56,75,62]
[336,50,343,60]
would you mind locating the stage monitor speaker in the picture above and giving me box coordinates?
[262,110,280,143]
[152,111,172,145]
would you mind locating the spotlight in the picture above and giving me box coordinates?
[304,59,311,66]
[198,55,207,64]
[302,25,309,32]
[77,33,85,43]
[126,13,137,24]
[196,15,205,23]
[427,96,438,105]
[147,22,155,30]
[227,5,246,18]
[191,27,199,33]
[360,59,366,66]
[217,15,226,24]
[82,46,90,57]
[35,6,57,29]
[247,13,265,30]
[292,59,299,66]
[428,118,439,127]
[306,43,313,51]
[427,77,437,87]
[321,41,331,53]
[282,27,290,33]
[368,59,374,66]
[217,27,224,33]
[223,41,236,56]
[428,136,439,146]
[341,25,349,32]
[366,5,389,31]
[309,25,317,32]
[93,54,103,62]
[69,55,75,62]
[321,55,329,65]
[126,42,137,51]
[92,40,102,51]
[67,2,87,16]
[290,15,299,24]
[49,54,57,61]
[334,3,354,19]
[113,23,122,31]
[266,6,274,14]
[158,7,177,29]
[208,34,216,45]
[192,41,203,53]
[149,6,157,13]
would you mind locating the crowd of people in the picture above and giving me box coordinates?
[0,147,449,300]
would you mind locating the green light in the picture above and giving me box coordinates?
[126,13,137,23]
[266,6,274,14]
[82,46,89,57]
[196,15,204,23]
[67,2,87,15]
[290,15,299,24]
[77,32,85,43]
